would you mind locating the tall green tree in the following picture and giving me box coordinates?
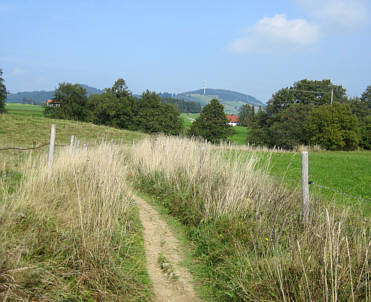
[0,69,7,113]
[105,78,130,98]
[305,103,360,150]
[239,104,255,127]
[350,95,371,149]
[87,79,136,128]
[188,99,232,143]
[266,79,347,115]
[45,83,88,121]
[361,84,371,109]
[135,91,183,135]
[269,104,313,149]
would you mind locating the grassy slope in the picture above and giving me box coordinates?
[2,103,146,147]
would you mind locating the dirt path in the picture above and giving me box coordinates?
[132,193,200,302]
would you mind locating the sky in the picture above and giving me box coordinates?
[1,0,370,102]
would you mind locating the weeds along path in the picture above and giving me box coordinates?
[132,193,200,302]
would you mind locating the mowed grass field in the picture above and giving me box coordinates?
[260,151,371,215]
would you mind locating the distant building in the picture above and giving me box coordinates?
[47,99,61,107]
[226,114,238,126]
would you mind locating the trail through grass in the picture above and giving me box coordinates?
[127,135,370,301]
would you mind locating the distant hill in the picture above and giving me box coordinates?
[6,84,102,105]
[177,88,264,114]
[6,85,263,114]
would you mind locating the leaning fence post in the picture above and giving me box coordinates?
[301,151,309,224]
[69,135,75,154]
[48,124,56,176]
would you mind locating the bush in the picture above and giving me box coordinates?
[305,103,360,150]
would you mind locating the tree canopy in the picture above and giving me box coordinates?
[239,104,255,127]
[188,99,232,143]
[0,69,7,113]
[361,84,371,109]
[266,79,346,115]
[45,79,184,135]
[305,103,359,150]
[45,83,89,121]
[247,79,369,150]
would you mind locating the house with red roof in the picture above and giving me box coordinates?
[226,114,239,126]
[47,99,61,107]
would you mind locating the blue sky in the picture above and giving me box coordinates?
[1,0,370,102]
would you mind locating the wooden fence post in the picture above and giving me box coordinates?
[301,151,309,224]
[48,124,56,176]
[69,135,75,154]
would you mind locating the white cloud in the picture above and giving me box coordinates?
[228,14,320,53]
[295,0,368,29]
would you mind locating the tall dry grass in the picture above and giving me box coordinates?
[128,135,370,301]
[0,144,151,301]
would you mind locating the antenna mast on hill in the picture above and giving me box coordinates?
[203,81,206,95]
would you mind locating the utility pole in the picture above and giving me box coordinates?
[331,88,334,105]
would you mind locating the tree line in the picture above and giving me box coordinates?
[45,79,183,135]
[44,79,231,141]
[239,79,371,150]
[0,69,7,113]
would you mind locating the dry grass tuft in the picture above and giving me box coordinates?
[0,144,151,301]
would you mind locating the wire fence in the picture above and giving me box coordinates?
[0,143,67,151]
[1,137,370,204]
[270,174,371,203]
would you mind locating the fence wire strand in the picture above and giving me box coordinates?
[270,174,370,202]
[0,143,67,151]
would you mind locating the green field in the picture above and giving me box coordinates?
[5,103,45,117]
[266,151,371,215]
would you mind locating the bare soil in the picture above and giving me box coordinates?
[132,193,200,302]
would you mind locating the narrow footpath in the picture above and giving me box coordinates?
[132,193,200,302]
